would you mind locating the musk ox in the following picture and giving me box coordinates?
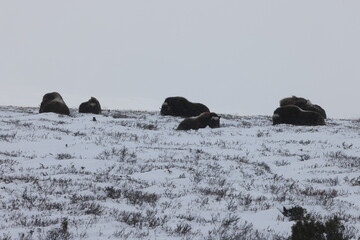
[79,97,101,114]
[39,92,70,115]
[177,112,220,130]
[280,96,327,119]
[272,105,325,126]
[160,96,210,117]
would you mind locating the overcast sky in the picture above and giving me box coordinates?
[1,1,360,118]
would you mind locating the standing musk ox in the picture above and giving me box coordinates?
[272,105,325,126]
[280,96,327,119]
[79,97,101,114]
[39,92,70,115]
[160,96,210,117]
[177,112,220,130]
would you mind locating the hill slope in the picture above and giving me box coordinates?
[0,106,359,239]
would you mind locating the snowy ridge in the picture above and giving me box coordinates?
[0,106,360,239]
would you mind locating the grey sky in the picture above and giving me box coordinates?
[1,1,360,118]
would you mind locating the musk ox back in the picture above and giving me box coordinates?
[280,96,327,119]
[272,105,325,126]
[160,96,210,117]
[39,92,70,115]
[79,97,101,114]
[177,112,220,130]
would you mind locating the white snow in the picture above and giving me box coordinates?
[0,106,359,239]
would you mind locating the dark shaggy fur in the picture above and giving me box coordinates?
[272,105,325,126]
[39,92,70,115]
[280,96,327,118]
[79,97,101,114]
[311,104,327,119]
[160,96,210,117]
[177,112,220,130]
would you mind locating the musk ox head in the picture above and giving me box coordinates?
[310,104,327,119]
[160,101,171,115]
[280,96,327,119]
[177,112,220,130]
[39,92,70,115]
[79,97,101,114]
[272,105,325,126]
[208,114,221,128]
[160,96,210,117]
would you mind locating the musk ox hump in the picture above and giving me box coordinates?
[41,92,64,102]
[280,96,310,108]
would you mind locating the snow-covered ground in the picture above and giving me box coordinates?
[0,105,360,239]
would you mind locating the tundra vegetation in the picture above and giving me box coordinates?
[0,106,359,239]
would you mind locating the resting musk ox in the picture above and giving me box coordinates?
[272,105,325,126]
[177,112,220,130]
[39,92,70,115]
[79,97,101,114]
[160,96,210,117]
[280,96,327,119]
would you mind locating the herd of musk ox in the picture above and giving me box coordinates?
[39,92,327,130]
